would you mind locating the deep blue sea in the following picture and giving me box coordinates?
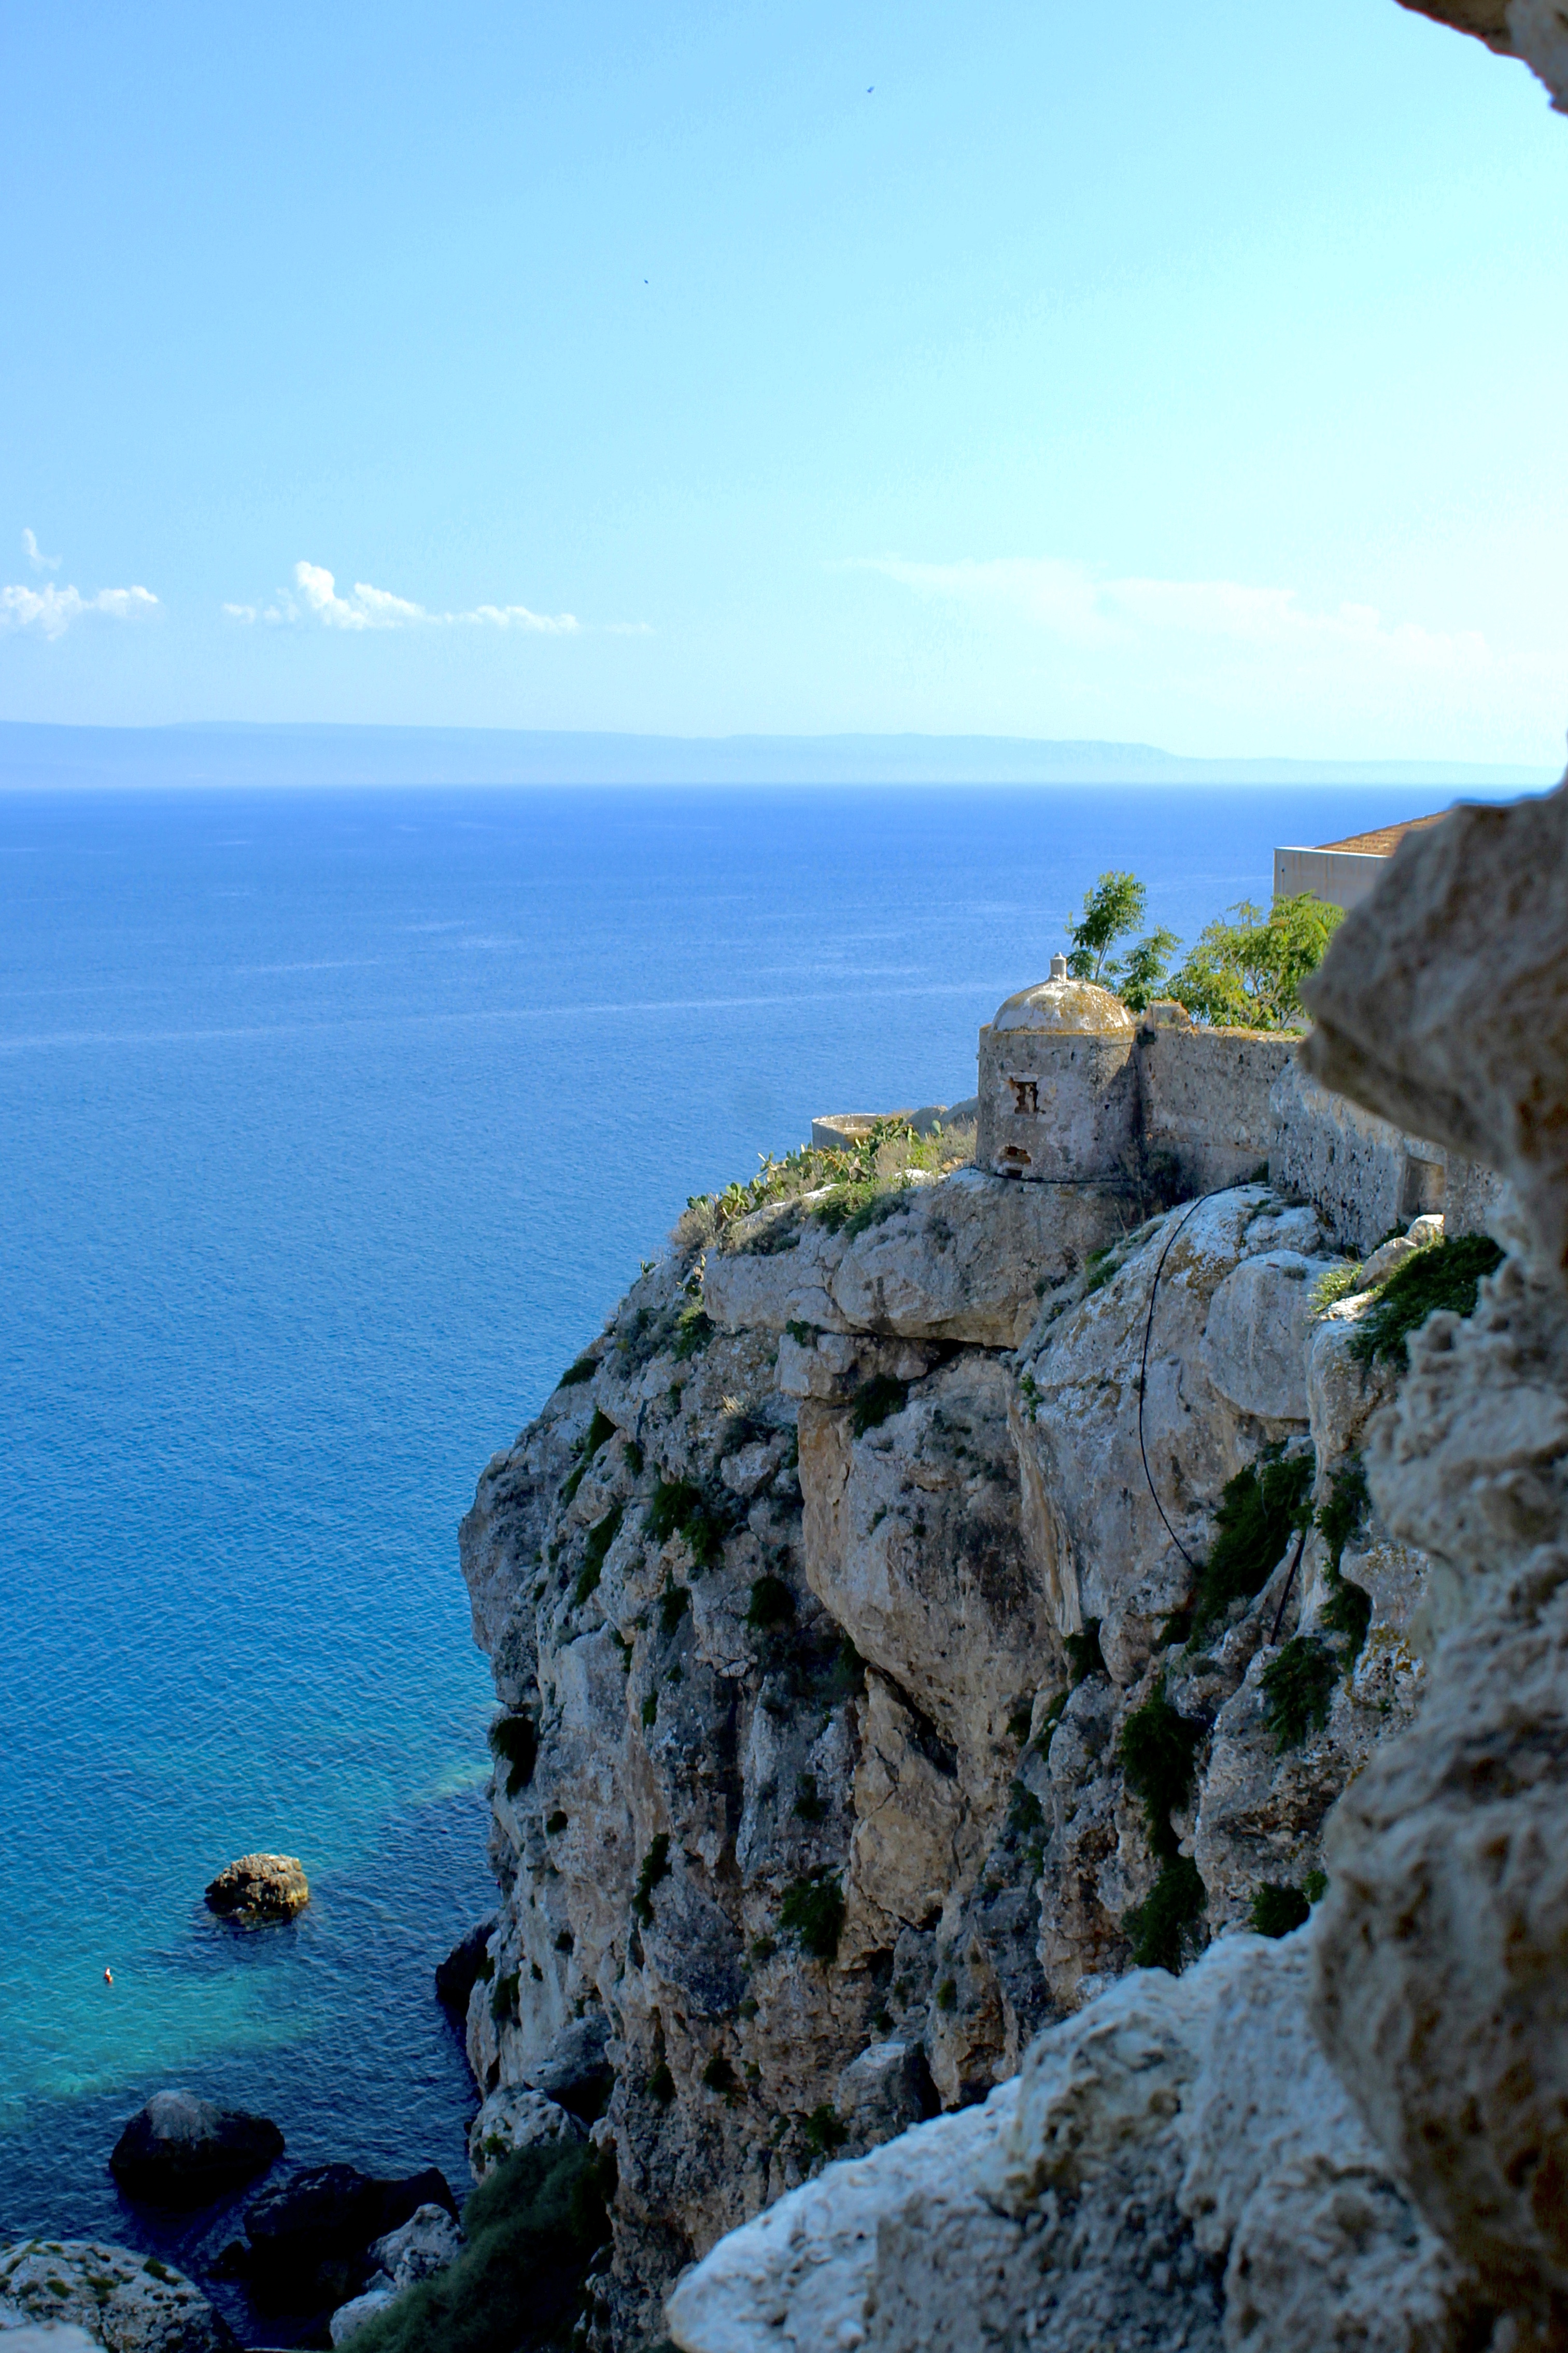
[0,776,1477,2336]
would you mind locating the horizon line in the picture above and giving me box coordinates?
[0,718,1554,792]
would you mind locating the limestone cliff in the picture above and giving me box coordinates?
[459,1090,1461,2344]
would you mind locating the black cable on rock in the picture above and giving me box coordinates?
[1135,1190,1228,1577]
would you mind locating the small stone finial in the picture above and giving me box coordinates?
[1049,953,1069,981]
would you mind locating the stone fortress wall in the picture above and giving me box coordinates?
[968,957,1472,1258]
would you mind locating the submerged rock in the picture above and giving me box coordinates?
[0,2237,235,2351]
[203,1853,308,1925]
[109,2089,284,2206]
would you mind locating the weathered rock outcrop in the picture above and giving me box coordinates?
[668,1932,1477,2353]
[460,1133,1458,2339]
[0,2240,234,2352]
[203,1853,308,1925]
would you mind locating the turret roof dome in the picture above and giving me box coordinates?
[990,975,1135,1035]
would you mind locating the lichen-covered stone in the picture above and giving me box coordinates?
[0,2240,235,2352]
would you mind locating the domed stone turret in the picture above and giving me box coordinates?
[977,957,1140,1181]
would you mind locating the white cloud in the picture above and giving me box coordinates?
[289,561,581,634]
[22,528,60,573]
[1,581,159,640]
[850,554,1493,677]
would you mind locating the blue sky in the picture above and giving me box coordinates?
[2,0,1564,761]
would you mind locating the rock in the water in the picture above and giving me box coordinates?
[203,1853,308,1925]
[109,2089,284,2206]
[435,1916,496,2013]
[0,2238,235,2351]
[238,2162,457,2312]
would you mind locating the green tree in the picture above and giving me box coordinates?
[1170,892,1343,1031]
[1066,872,1180,1012]
[1116,928,1181,1013]
[1067,872,1146,982]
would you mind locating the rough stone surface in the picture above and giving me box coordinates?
[1312,1544,1568,2325]
[108,2091,284,2207]
[1012,1187,1331,1680]
[468,2087,584,2182]
[202,1854,308,1925]
[1136,1024,1290,1199]
[1301,786,1568,1286]
[0,2242,235,2352]
[704,1166,1135,1348]
[668,1936,1474,2352]
[1269,1057,1444,1256]
[456,1154,1476,2341]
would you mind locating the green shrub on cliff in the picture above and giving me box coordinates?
[347,2141,612,2353]
[487,1713,538,1797]
[780,1871,845,1962]
[1177,1449,1315,1646]
[1348,1233,1503,1368]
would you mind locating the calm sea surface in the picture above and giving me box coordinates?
[0,777,1467,2330]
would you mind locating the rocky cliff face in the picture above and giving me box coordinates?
[459,1100,1461,2343]
[665,779,1568,2353]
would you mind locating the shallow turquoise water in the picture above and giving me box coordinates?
[0,777,1463,2322]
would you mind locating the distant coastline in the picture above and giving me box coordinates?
[0,720,1552,792]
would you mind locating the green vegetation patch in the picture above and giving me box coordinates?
[780,1872,845,1963]
[1261,1635,1339,1751]
[1064,1619,1107,1685]
[658,1584,690,1637]
[671,1297,715,1362]
[488,1713,539,1798]
[1118,1684,1204,1860]
[1125,1856,1207,1973]
[572,1504,623,1608]
[644,1478,735,1571]
[1067,871,1179,1011]
[1248,1882,1312,1939]
[559,1409,616,1505]
[632,1834,671,1927]
[851,1374,909,1438]
[1181,1450,1315,1646]
[348,2140,613,2353]
[1169,892,1343,1031]
[746,1573,796,1631]
[794,1773,826,1824]
[1349,1235,1503,1368]
[555,1357,599,1390]
[648,2061,675,2106]
[802,2103,847,2158]
[701,2054,740,2100]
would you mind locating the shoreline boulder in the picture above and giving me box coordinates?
[109,2089,284,2207]
[204,1853,308,1925]
[0,2237,235,2350]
